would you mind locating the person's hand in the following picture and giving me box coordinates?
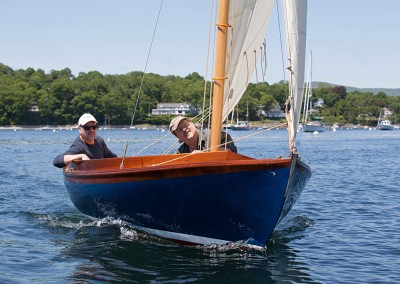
[80,154,90,160]
[65,154,90,165]
[73,154,90,164]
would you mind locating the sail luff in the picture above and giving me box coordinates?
[210,0,229,152]
[284,0,307,152]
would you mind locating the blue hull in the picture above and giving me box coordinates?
[64,153,311,246]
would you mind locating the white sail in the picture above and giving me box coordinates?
[219,0,307,153]
[284,0,307,152]
[222,0,275,122]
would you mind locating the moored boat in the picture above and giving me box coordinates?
[302,121,325,132]
[378,120,394,130]
[377,108,394,130]
[302,51,325,133]
[231,120,251,131]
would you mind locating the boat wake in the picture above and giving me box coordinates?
[268,215,314,247]
[34,212,313,254]
[35,213,180,243]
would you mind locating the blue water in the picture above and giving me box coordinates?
[1,127,399,283]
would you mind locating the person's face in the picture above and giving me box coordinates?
[79,121,98,141]
[174,120,197,143]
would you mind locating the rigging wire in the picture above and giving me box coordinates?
[120,0,164,169]
[200,0,216,147]
[223,1,236,151]
[151,122,288,167]
[122,1,292,163]
[131,131,171,156]
[277,0,287,83]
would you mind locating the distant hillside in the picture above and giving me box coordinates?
[313,82,400,96]
[345,87,400,96]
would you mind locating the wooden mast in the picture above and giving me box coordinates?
[210,0,229,152]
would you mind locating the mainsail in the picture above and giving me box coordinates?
[216,0,307,153]
[222,0,275,122]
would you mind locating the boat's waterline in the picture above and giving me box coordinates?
[134,225,230,246]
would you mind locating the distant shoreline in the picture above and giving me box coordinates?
[0,125,163,131]
[0,122,379,131]
[0,122,286,131]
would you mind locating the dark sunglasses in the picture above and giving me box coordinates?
[81,125,98,131]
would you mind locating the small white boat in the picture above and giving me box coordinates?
[231,102,251,131]
[302,121,325,132]
[302,52,324,133]
[231,120,251,131]
[377,109,394,130]
[378,120,394,130]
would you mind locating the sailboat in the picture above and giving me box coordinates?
[302,52,325,132]
[377,108,394,130]
[102,114,111,142]
[231,102,251,131]
[61,0,311,247]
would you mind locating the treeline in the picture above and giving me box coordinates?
[1,63,399,126]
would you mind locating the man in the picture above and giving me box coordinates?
[169,116,237,153]
[53,113,117,168]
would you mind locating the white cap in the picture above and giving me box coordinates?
[78,113,98,126]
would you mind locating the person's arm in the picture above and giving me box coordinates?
[63,154,90,165]
[53,153,90,168]
[53,138,91,168]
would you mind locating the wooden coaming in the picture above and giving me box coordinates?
[64,151,291,184]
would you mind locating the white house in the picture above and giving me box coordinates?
[258,103,285,118]
[151,103,198,116]
[314,98,324,108]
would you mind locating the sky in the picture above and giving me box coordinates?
[1,0,400,89]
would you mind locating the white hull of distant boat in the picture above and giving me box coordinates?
[378,120,394,130]
[377,108,394,130]
[302,123,325,132]
[231,102,251,131]
[231,121,251,131]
